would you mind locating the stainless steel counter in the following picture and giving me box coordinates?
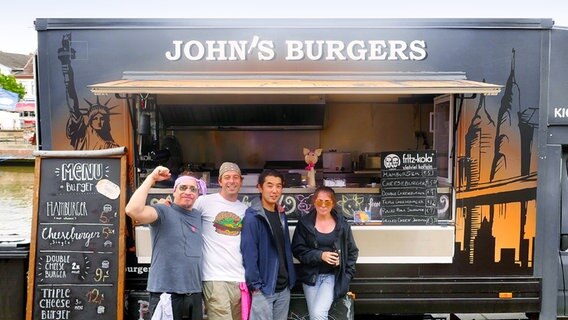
[140,184,455,265]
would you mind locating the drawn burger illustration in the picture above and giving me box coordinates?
[213,211,242,236]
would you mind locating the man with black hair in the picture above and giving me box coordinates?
[241,170,296,320]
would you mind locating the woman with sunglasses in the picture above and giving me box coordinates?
[292,186,359,319]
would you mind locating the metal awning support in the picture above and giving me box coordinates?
[89,72,502,96]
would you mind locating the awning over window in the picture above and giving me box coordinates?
[89,74,502,96]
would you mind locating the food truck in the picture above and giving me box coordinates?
[26,18,568,319]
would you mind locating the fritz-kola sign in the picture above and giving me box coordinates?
[165,36,427,62]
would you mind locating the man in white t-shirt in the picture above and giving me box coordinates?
[193,162,248,320]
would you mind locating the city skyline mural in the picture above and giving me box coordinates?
[455,49,538,274]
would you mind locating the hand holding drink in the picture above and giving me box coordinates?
[323,250,340,266]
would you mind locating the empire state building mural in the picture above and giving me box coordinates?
[455,49,538,274]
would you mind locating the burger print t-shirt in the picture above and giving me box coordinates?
[194,193,248,282]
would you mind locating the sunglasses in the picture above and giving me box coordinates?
[314,199,334,207]
[178,185,199,193]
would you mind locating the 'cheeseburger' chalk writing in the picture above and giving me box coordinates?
[41,227,101,247]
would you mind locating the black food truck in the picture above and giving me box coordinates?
[24,18,568,319]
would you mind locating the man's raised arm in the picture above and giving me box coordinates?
[125,166,171,225]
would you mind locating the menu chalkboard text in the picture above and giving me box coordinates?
[380,151,438,225]
[27,149,126,320]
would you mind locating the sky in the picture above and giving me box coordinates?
[2,0,568,54]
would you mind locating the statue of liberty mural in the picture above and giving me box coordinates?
[57,33,119,150]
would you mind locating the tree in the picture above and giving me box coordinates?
[0,74,26,100]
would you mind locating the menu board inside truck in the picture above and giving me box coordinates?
[380,150,438,225]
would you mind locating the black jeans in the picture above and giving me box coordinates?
[149,292,203,320]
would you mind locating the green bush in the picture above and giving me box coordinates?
[0,74,26,100]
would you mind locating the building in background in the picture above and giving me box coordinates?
[0,51,36,157]
[0,51,35,133]
[0,51,30,75]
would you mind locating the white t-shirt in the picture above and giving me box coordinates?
[194,193,248,282]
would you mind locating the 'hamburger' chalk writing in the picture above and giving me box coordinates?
[46,201,88,219]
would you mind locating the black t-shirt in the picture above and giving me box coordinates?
[316,228,339,275]
[265,208,289,292]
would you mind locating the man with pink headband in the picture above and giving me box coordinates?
[125,165,204,320]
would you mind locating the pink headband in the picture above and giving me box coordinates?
[174,176,207,195]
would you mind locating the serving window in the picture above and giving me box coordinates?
[91,74,498,229]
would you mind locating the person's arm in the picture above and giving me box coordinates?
[344,224,359,278]
[292,221,323,266]
[240,210,263,292]
[125,166,171,225]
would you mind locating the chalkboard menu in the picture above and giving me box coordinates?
[380,151,438,225]
[27,154,126,320]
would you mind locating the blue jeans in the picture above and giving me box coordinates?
[302,274,335,320]
[249,288,290,320]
